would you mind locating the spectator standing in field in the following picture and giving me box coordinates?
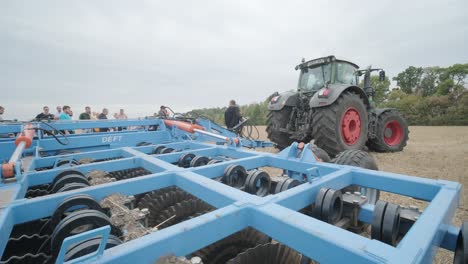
[116,109,128,120]
[79,106,92,120]
[0,106,4,121]
[55,106,62,119]
[224,100,242,129]
[35,106,54,121]
[158,106,170,118]
[98,108,109,132]
[59,105,73,134]
[115,108,128,131]
[59,106,72,120]
[79,106,92,133]
[0,106,7,137]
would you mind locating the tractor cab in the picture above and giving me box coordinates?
[296,56,359,94]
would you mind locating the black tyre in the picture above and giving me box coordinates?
[333,149,378,170]
[309,145,331,162]
[333,149,379,204]
[311,92,368,157]
[367,110,409,152]
[266,107,294,150]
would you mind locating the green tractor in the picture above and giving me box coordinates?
[267,55,409,156]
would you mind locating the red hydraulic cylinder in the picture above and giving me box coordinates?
[163,120,204,133]
[2,123,35,179]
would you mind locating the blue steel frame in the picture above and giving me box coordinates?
[0,118,271,163]
[0,120,462,263]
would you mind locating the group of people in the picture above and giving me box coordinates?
[34,105,128,122]
[0,100,243,130]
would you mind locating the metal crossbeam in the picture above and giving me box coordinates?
[0,119,463,263]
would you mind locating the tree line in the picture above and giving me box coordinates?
[188,63,468,126]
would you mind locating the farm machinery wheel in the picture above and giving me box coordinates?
[266,106,294,150]
[367,110,409,152]
[311,91,368,157]
[333,149,379,204]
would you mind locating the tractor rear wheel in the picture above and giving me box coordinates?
[367,110,409,152]
[266,107,294,150]
[311,92,368,157]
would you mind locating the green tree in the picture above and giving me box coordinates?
[392,66,424,94]
[439,64,468,98]
[419,67,440,97]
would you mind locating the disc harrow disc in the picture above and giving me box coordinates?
[155,199,214,229]
[190,156,210,167]
[138,188,194,227]
[245,170,271,197]
[50,209,120,257]
[226,243,302,264]
[223,165,248,188]
[64,235,122,262]
[178,153,196,168]
[193,227,270,264]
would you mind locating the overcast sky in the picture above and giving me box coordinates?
[1,0,467,120]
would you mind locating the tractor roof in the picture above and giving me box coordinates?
[295,55,359,70]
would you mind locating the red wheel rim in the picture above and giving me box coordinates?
[383,120,403,146]
[341,107,362,145]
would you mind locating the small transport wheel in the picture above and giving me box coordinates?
[333,149,380,204]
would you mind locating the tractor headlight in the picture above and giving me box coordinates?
[318,88,330,98]
[270,96,280,104]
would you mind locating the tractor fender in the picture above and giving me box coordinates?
[309,84,370,109]
[267,91,298,111]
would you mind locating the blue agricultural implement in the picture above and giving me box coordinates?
[0,118,465,263]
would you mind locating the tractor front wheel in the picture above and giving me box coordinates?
[311,92,368,157]
[367,110,409,152]
[266,107,294,150]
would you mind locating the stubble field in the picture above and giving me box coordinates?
[254,126,468,263]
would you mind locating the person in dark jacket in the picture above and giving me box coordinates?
[224,100,241,129]
[98,108,109,132]
[35,106,55,121]
[79,106,92,120]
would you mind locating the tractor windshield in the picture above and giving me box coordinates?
[298,64,331,92]
[335,62,358,85]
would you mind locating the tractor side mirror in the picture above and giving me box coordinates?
[379,71,386,81]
